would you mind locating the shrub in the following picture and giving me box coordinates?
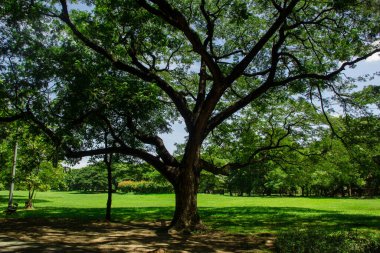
[275,229,380,253]
[118,180,173,194]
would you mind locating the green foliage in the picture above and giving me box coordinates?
[0,122,66,202]
[66,165,108,192]
[118,180,173,194]
[65,162,171,192]
[265,167,289,194]
[201,107,380,197]
[198,171,226,194]
[275,229,380,253]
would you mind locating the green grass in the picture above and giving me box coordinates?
[1,191,380,235]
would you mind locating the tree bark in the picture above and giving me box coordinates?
[105,160,112,222]
[169,168,202,233]
[104,132,113,222]
[25,188,34,209]
[166,126,207,233]
[25,199,33,209]
[7,141,18,210]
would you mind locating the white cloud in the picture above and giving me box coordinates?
[366,52,380,62]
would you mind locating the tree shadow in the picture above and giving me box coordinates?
[0,219,270,252]
[67,191,109,195]
[199,206,380,234]
[0,195,51,205]
[4,205,379,233]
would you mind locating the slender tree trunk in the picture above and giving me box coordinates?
[104,131,113,222]
[25,188,34,209]
[105,159,112,222]
[7,141,18,210]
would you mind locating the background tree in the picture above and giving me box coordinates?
[0,123,66,208]
[1,0,380,231]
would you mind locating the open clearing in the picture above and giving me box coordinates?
[1,191,379,252]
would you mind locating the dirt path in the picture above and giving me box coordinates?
[0,219,274,252]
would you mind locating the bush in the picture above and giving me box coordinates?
[275,229,380,253]
[118,180,173,194]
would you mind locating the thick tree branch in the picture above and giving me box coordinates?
[199,159,241,176]
[207,25,287,134]
[24,105,178,180]
[274,49,380,86]
[226,0,299,84]
[58,0,193,128]
[193,60,207,117]
[200,0,215,52]
[208,47,380,134]
[121,116,179,166]
[66,145,178,183]
[138,0,223,81]
[242,68,271,77]
[25,109,62,147]
[0,112,28,123]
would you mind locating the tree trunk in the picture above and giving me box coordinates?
[103,132,113,222]
[168,123,209,233]
[105,161,112,222]
[104,151,113,222]
[25,188,34,209]
[7,141,18,210]
[25,199,33,209]
[169,168,203,233]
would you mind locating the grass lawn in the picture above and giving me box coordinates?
[1,191,380,235]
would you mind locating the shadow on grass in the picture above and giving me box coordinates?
[3,206,379,234]
[0,195,51,205]
[67,191,110,195]
[200,207,380,233]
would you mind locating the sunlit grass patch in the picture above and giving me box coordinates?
[1,191,379,235]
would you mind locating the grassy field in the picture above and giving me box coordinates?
[1,191,380,235]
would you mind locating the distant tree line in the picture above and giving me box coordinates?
[199,114,380,197]
[64,162,173,194]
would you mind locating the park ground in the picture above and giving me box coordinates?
[0,191,380,252]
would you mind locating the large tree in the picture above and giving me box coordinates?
[1,0,380,231]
